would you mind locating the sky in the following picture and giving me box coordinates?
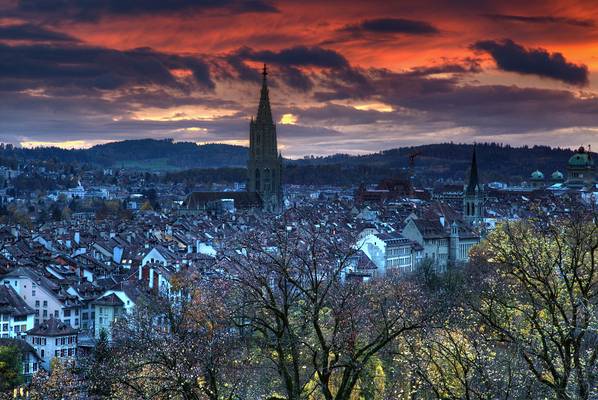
[1,0,598,158]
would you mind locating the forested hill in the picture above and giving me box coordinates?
[0,139,583,184]
[0,139,248,169]
[294,143,577,183]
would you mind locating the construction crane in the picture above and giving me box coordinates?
[407,150,422,194]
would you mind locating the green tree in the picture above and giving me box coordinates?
[82,329,117,397]
[0,345,23,392]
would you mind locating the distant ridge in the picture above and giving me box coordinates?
[0,139,586,184]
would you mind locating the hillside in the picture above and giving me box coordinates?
[296,143,576,184]
[0,139,583,184]
[0,139,248,169]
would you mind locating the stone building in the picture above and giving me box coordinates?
[566,146,596,189]
[246,65,283,212]
[26,317,78,371]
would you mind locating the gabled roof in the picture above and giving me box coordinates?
[92,292,124,307]
[0,338,41,360]
[27,317,77,337]
[0,284,34,317]
[1,267,59,292]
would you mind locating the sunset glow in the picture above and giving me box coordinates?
[1,0,597,154]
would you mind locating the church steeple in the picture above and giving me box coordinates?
[247,64,283,213]
[463,144,484,226]
[466,144,479,195]
[256,64,273,125]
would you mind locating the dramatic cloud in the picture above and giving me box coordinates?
[235,46,350,69]
[0,0,597,153]
[471,39,589,86]
[483,14,595,28]
[0,23,78,42]
[0,43,214,91]
[15,0,278,22]
[342,18,439,35]
[225,46,350,90]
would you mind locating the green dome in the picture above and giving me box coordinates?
[531,170,544,180]
[568,147,594,167]
[551,170,564,180]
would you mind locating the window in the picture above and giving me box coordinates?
[43,301,47,307]
[60,349,65,357]
[54,310,58,318]
[75,309,79,316]
[64,309,71,317]
[55,338,59,346]
[75,318,79,326]
[43,310,47,317]
[82,312,88,320]
[32,290,36,296]
[55,350,59,357]
[40,349,44,359]
[35,300,40,307]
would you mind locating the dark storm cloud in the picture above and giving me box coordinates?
[0,24,78,42]
[279,66,313,91]
[471,39,589,86]
[0,43,214,91]
[14,0,278,22]
[341,18,439,35]
[483,14,595,28]
[310,65,598,134]
[236,46,349,69]
[224,46,350,90]
[404,60,482,77]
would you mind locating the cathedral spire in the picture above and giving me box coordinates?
[256,63,273,125]
[466,143,479,195]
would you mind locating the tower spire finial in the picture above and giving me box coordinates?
[256,63,273,125]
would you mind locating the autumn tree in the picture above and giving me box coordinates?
[108,273,247,400]
[28,358,83,400]
[230,215,427,400]
[468,207,598,400]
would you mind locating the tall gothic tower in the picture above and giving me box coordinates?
[463,145,484,226]
[247,65,283,212]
